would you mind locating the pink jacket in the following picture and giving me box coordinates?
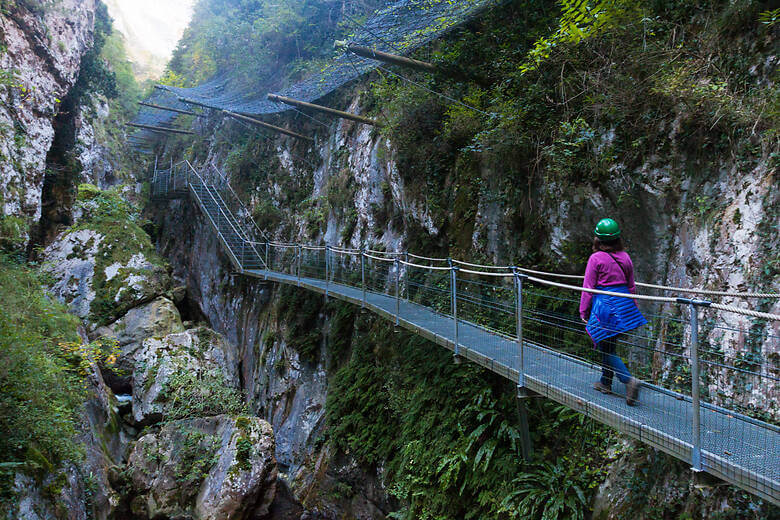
[579,251,636,320]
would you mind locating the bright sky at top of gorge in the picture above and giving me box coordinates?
[104,0,195,81]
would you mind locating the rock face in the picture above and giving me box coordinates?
[75,95,120,189]
[41,185,173,328]
[126,415,277,520]
[131,327,240,424]
[42,228,171,327]
[42,227,104,318]
[96,296,185,391]
[0,0,97,223]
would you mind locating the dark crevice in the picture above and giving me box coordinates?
[175,287,211,326]
[28,90,82,256]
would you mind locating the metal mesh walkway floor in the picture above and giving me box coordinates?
[243,268,780,504]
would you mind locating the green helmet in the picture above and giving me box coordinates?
[594,218,620,239]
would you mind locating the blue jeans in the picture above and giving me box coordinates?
[599,334,631,387]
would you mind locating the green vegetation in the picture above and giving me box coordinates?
[165,0,384,90]
[360,0,778,264]
[160,367,247,422]
[70,184,169,325]
[276,284,323,362]
[74,2,117,102]
[0,257,83,509]
[0,214,28,257]
[173,426,221,502]
[324,310,618,519]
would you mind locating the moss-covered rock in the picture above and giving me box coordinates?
[125,415,277,520]
[42,184,171,328]
[131,327,242,425]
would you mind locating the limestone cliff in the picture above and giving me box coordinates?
[0,0,97,230]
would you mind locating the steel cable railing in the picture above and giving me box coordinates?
[150,162,779,504]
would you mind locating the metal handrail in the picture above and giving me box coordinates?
[207,186,266,268]
[209,161,270,241]
[183,161,264,270]
[187,182,243,270]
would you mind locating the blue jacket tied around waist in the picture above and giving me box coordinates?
[585,285,647,344]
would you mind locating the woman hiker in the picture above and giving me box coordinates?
[579,218,646,406]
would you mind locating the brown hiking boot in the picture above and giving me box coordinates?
[593,381,612,394]
[626,378,640,406]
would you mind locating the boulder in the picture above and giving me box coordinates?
[126,415,277,520]
[95,296,184,393]
[132,327,240,424]
[43,224,172,329]
[42,228,103,319]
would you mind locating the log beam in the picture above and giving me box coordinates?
[346,44,436,73]
[126,123,194,135]
[178,97,219,110]
[267,93,379,126]
[138,102,203,117]
[224,111,314,143]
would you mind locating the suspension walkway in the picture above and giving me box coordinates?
[151,161,779,505]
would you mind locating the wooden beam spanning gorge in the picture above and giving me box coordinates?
[138,102,203,117]
[126,122,195,135]
[346,44,437,73]
[224,111,314,143]
[267,93,379,126]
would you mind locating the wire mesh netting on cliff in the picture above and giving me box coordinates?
[131,0,503,139]
[128,88,195,150]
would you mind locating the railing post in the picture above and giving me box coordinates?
[394,257,400,328]
[677,297,710,473]
[450,260,460,360]
[689,301,702,473]
[265,242,270,280]
[360,248,366,309]
[240,241,245,271]
[514,268,528,389]
[403,251,409,299]
[297,245,302,286]
[325,245,330,300]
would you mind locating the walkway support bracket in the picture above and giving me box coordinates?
[267,93,380,126]
[344,43,437,73]
[224,110,315,142]
[138,101,203,117]
[126,123,194,135]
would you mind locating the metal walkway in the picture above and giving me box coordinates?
[151,160,779,505]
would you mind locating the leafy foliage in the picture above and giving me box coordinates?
[499,462,587,519]
[167,0,383,91]
[160,368,248,422]
[325,313,611,519]
[173,426,221,502]
[522,0,641,74]
[0,257,84,509]
[277,284,323,362]
[74,2,118,100]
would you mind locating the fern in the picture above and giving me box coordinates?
[499,462,589,520]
